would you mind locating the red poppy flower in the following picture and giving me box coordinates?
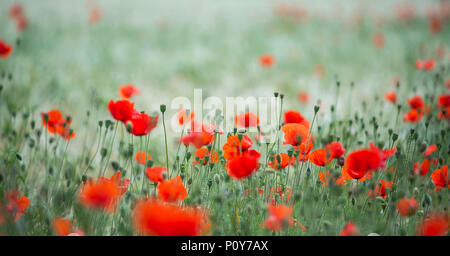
[437,94,450,108]
[429,17,442,35]
[108,100,135,123]
[41,110,76,140]
[263,204,294,231]
[385,91,397,104]
[99,171,130,196]
[53,217,84,236]
[0,40,13,59]
[176,108,194,125]
[438,106,450,120]
[417,213,449,236]
[226,152,260,179]
[345,149,381,179]
[424,144,437,157]
[326,141,346,159]
[193,148,218,165]
[403,109,423,123]
[368,180,394,198]
[78,178,122,213]
[413,158,432,177]
[234,112,260,128]
[406,95,425,109]
[119,84,140,99]
[431,165,449,191]
[222,134,254,160]
[297,92,309,104]
[9,4,23,19]
[259,54,275,67]
[268,153,290,170]
[396,198,419,217]
[339,222,360,236]
[318,170,331,186]
[283,110,310,129]
[127,111,158,136]
[309,149,330,167]
[135,151,152,165]
[145,166,167,183]
[132,198,210,236]
[2,191,29,223]
[281,123,310,148]
[181,130,214,149]
[372,32,385,49]
[157,176,187,202]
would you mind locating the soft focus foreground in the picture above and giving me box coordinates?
[0,0,449,236]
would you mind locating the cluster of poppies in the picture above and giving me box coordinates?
[108,99,158,136]
[41,110,76,140]
[8,4,28,32]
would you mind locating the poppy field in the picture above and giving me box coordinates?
[0,0,449,236]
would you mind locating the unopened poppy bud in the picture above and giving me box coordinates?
[125,121,133,133]
[43,113,49,122]
[100,147,107,158]
[280,93,284,99]
[98,120,103,127]
[0,85,3,92]
[111,161,120,171]
[392,133,398,142]
[237,133,243,141]
[186,152,191,160]
[82,174,88,182]
[274,92,279,97]
[287,148,294,157]
[188,178,192,185]
[330,105,335,112]
[160,104,166,113]
[314,105,320,113]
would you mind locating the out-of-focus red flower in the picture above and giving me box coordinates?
[9,4,23,19]
[403,109,423,123]
[368,180,394,199]
[385,91,397,104]
[416,59,435,71]
[424,144,437,157]
[396,198,419,217]
[135,151,152,165]
[193,148,218,165]
[132,198,210,236]
[226,151,260,179]
[268,153,290,170]
[41,110,75,140]
[313,63,325,78]
[283,110,310,129]
[417,213,449,236]
[325,141,346,159]
[222,134,254,160]
[181,130,214,149]
[119,84,140,99]
[263,204,294,231]
[157,176,187,202]
[318,170,331,186]
[53,217,84,236]
[407,95,425,109]
[431,165,449,191]
[446,79,450,90]
[176,108,194,125]
[78,177,122,213]
[89,7,102,24]
[234,112,260,128]
[108,100,135,123]
[437,94,450,108]
[259,54,275,67]
[0,191,29,223]
[339,222,360,236]
[309,149,330,167]
[99,171,130,196]
[413,158,432,177]
[297,92,309,104]
[372,32,385,49]
[0,40,13,59]
[429,17,442,35]
[127,111,158,136]
[16,15,28,31]
[145,166,167,183]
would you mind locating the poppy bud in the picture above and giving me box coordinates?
[280,94,284,99]
[186,152,191,160]
[82,174,88,183]
[111,161,120,171]
[392,133,398,142]
[331,105,335,112]
[314,105,320,113]
[160,104,166,113]
[274,92,279,97]
[100,147,107,158]
[187,178,192,185]
[98,120,103,127]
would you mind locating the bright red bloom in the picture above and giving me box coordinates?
[108,100,135,123]
[135,151,152,165]
[437,94,450,108]
[339,222,360,236]
[99,171,130,196]
[1,191,30,223]
[403,109,423,123]
[407,95,425,109]
[283,110,310,129]
[0,40,13,59]
[145,166,167,183]
[132,198,210,236]
[193,148,218,165]
[78,177,122,213]
[157,176,187,202]
[53,217,84,236]
[263,204,294,231]
[413,158,432,177]
[396,198,419,217]
[181,130,214,149]
[345,149,381,179]
[431,165,449,191]
[385,91,397,104]
[309,149,329,167]
[222,134,254,160]
[119,84,140,99]
[281,123,311,148]
[368,180,394,199]
[318,170,331,186]
[226,152,260,179]
[259,54,275,67]
[41,110,76,140]
[234,112,260,128]
[417,213,449,236]
[325,141,346,159]
[127,111,158,136]
[424,144,437,157]
[176,108,194,125]
[268,153,290,170]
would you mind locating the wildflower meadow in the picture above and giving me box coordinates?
[0,0,449,239]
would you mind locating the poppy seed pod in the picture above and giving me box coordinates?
[160,104,166,113]
[314,105,320,113]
